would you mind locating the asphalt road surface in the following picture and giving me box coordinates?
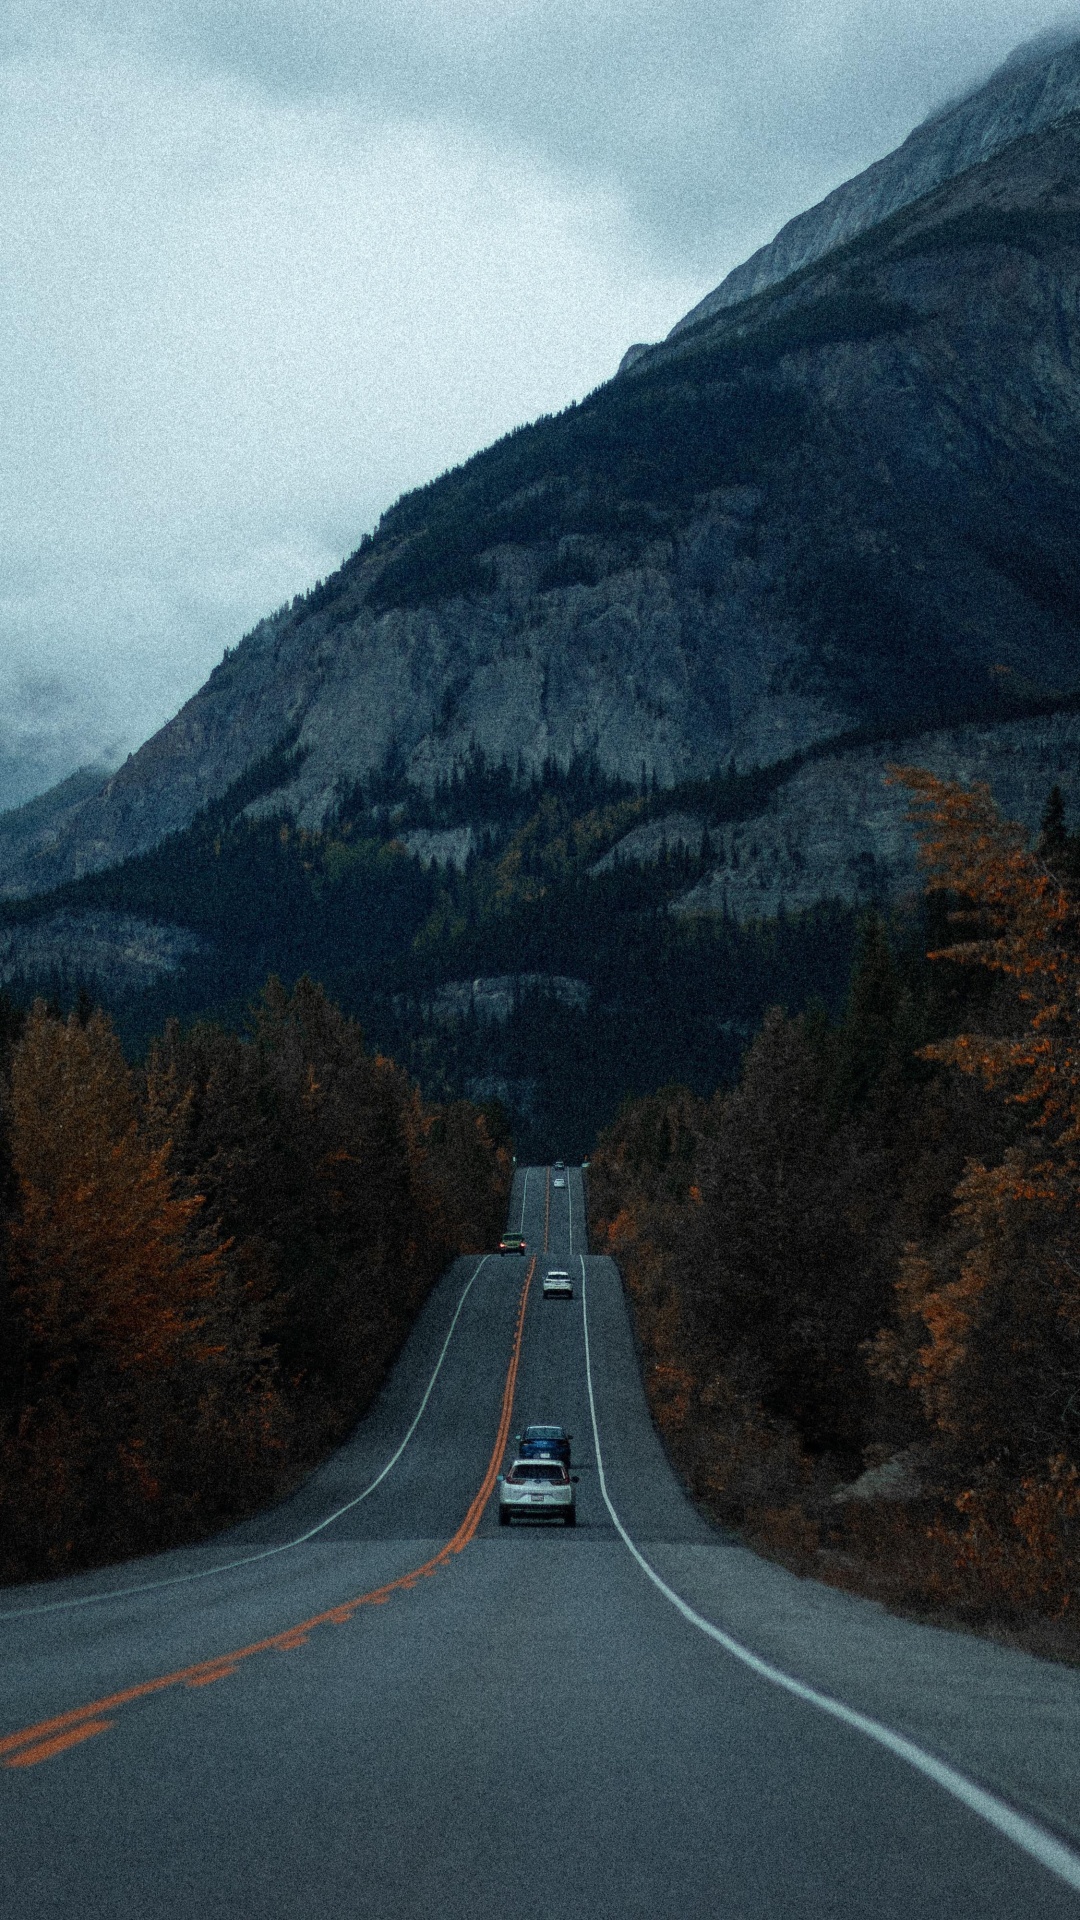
[3,1166,1080,1917]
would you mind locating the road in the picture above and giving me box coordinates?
[3,1166,1080,1917]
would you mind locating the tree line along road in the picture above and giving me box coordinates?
[2,1166,1080,1917]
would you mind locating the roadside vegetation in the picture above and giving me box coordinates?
[0,978,511,1585]
[589,773,1080,1656]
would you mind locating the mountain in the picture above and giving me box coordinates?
[0,766,120,897]
[4,34,1080,905]
[667,708,1080,920]
[5,34,1080,1151]
[660,27,1080,340]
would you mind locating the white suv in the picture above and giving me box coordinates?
[498,1459,577,1525]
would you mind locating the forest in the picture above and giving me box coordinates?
[588,772,1080,1648]
[4,760,1080,1646]
[0,746,868,1157]
[0,978,511,1583]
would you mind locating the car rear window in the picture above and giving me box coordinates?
[510,1463,567,1483]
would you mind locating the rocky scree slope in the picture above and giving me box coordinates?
[4,109,1080,900]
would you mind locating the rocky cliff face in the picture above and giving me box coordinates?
[418,975,591,1025]
[665,710,1080,921]
[4,85,1080,904]
[668,29,1080,336]
[584,708,1080,923]
[0,911,203,993]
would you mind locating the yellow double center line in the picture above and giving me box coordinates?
[2,1257,536,1771]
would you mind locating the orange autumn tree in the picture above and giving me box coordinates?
[893,769,1080,1130]
[0,1002,279,1575]
[9,1002,222,1374]
[0,979,511,1584]
[873,771,1080,1607]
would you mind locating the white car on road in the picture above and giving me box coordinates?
[543,1269,573,1299]
[498,1459,577,1525]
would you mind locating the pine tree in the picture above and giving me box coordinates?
[1038,783,1068,861]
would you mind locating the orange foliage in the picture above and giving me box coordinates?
[883,771,1080,1392]
[870,771,1080,1611]
[878,1148,1066,1442]
[0,981,509,1582]
[890,766,1080,1141]
[604,1205,641,1254]
[8,1003,224,1380]
[589,774,1080,1625]
[924,1459,1080,1615]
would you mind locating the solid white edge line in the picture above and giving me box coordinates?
[578,1253,1080,1898]
[519,1165,531,1234]
[1,1254,492,1621]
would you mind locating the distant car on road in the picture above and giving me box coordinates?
[498,1458,577,1525]
[516,1423,572,1465]
[552,1174,566,1188]
[498,1234,527,1255]
[543,1268,573,1299]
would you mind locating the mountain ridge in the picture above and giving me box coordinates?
[664,27,1080,336]
[4,59,1080,906]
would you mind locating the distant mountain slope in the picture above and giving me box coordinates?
[4,699,1077,1156]
[666,28,1080,337]
[0,765,115,893]
[667,708,1080,921]
[4,97,1080,898]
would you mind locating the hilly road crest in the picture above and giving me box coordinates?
[3,1168,1080,1916]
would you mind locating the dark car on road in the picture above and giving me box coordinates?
[498,1234,527,1255]
[516,1423,572,1466]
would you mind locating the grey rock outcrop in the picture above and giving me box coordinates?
[399,827,477,870]
[831,1451,923,1505]
[668,29,1080,336]
[418,974,591,1026]
[0,911,204,992]
[0,535,851,895]
[670,712,1080,923]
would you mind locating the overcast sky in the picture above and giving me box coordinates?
[0,1,1075,810]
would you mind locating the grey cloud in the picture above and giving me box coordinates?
[12,1,1076,269]
[0,668,122,814]
[4,1,1078,813]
